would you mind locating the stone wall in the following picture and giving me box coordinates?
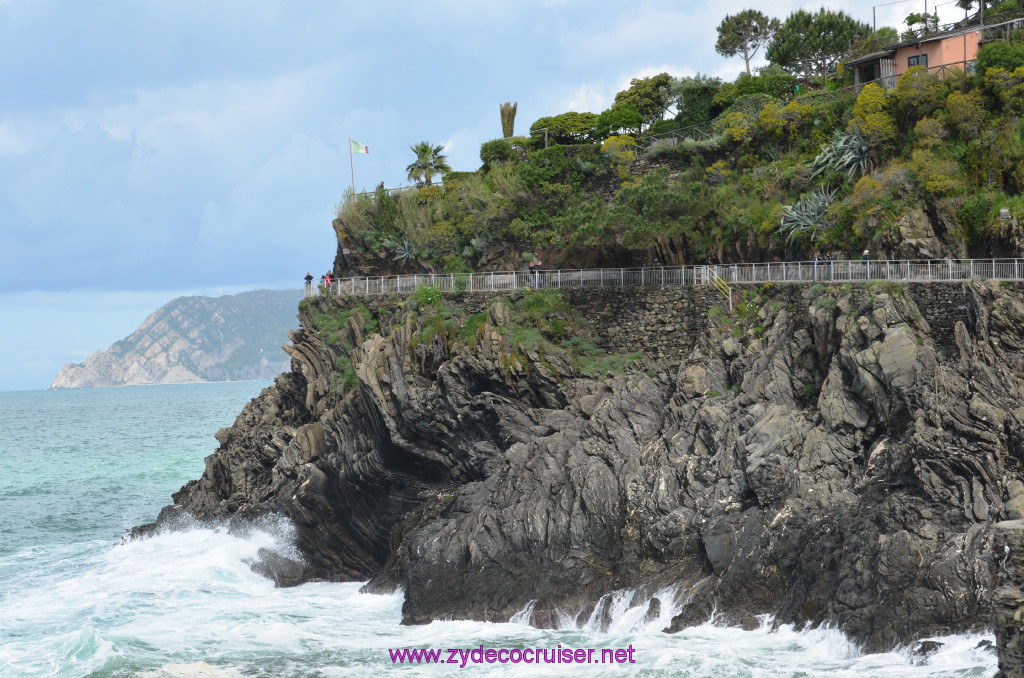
[320,280,1018,367]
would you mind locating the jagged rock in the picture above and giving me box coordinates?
[134,281,1024,653]
[892,207,947,260]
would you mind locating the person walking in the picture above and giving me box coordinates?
[304,272,314,298]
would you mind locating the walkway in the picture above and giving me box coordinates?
[313,258,1024,297]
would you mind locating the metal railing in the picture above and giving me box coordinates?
[706,267,733,311]
[310,259,1024,298]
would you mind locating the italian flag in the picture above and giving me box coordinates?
[351,139,369,154]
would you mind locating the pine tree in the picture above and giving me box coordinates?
[715,10,780,75]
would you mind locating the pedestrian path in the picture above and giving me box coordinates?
[308,258,1024,298]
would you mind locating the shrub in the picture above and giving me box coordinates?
[851,175,883,207]
[705,160,729,183]
[946,89,987,140]
[676,84,720,127]
[416,285,443,307]
[984,67,1024,114]
[332,357,358,391]
[758,100,812,140]
[848,83,897,150]
[480,139,517,170]
[601,135,636,180]
[728,93,776,118]
[910,149,960,197]
[893,66,945,121]
[913,117,947,148]
[976,41,1024,77]
[720,111,756,143]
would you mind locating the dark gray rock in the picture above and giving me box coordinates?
[134,281,1024,653]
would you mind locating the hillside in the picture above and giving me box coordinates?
[332,38,1024,278]
[49,289,302,389]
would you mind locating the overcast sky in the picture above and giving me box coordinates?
[0,0,968,391]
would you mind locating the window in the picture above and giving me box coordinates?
[908,54,928,68]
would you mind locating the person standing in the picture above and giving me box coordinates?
[324,271,332,296]
[304,272,314,298]
[534,258,544,288]
[863,249,871,280]
[528,257,537,289]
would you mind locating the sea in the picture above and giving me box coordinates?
[0,382,998,677]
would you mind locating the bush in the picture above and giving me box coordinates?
[601,135,636,180]
[976,41,1024,77]
[758,100,812,140]
[984,67,1024,114]
[893,66,946,121]
[720,111,756,143]
[705,160,729,183]
[676,84,720,127]
[848,83,897,150]
[910,149,961,197]
[727,93,776,118]
[946,89,987,140]
[913,117,947,148]
[416,285,443,306]
[480,139,517,170]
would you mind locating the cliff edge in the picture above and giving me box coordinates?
[135,280,1024,651]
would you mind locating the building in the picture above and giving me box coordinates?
[847,26,982,89]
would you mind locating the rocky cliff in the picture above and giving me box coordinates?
[50,289,302,389]
[135,280,1024,652]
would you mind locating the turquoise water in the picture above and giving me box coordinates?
[0,383,999,677]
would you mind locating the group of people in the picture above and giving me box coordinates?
[809,249,873,280]
[304,271,334,297]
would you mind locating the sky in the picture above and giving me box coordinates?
[0,0,970,391]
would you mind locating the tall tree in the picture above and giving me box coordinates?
[715,10,780,75]
[595,103,643,139]
[767,8,871,79]
[613,73,674,130]
[500,101,518,139]
[406,142,451,187]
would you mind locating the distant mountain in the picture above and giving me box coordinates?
[49,289,303,389]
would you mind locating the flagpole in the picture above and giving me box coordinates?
[348,137,356,203]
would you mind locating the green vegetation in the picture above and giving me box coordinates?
[715,10,779,75]
[406,142,451,187]
[766,9,871,79]
[500,101,518,139]
[334,20,1024,272]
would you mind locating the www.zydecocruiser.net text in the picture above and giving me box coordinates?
[389,644,637,666]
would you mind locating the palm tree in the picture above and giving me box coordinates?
[500,101,518,138]
[406,142,452,187]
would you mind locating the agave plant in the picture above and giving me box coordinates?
[812,131,871,181]
[392,239,415,264]
[779,187,838,243]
